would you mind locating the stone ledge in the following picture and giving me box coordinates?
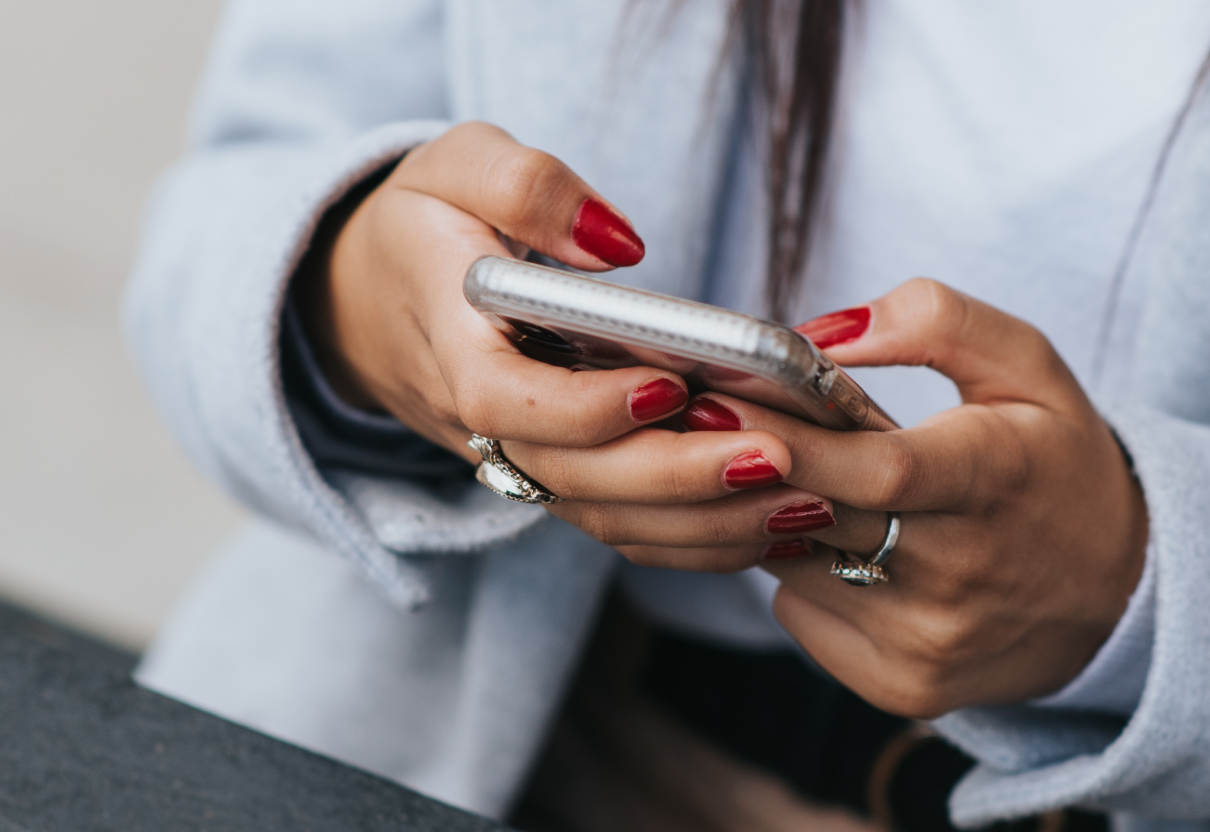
[0,602,505,832]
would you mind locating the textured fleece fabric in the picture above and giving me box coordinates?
[125,0,1210,827]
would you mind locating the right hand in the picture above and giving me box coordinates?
[303,120,689,460]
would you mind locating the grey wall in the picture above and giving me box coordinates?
[0,0,243,650]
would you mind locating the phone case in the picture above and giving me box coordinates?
[464,256,898,432]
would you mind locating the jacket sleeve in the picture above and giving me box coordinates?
[123,0,544,609]
[935,85,1210,827]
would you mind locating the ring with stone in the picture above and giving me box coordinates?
[467,434,563,505]
[830,511,900,587]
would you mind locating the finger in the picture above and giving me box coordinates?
[762,540,895,626]
[380,167,684,445]
[348,188,692,447]
[770,587,948,718]
[502,428,792,504]
[809,502,899,558]
[763,508,959,606]
[683,392,1034,511]
[365,190,689,447]
[764,525,1014,699]
[548,485,835,551]
[615,537,818,574]
[453,347,690,446]
[774,572,1010,717]
[391,121,644,270]
[795,278,1086,414]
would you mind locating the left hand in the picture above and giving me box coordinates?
[759,279,1148,717]
[519,278,1148,719]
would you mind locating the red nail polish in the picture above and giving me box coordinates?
[723,451,783,490]
[571,198,646,267]
[629,378,688,423]
[683,398,742,432]
[762,540,813,561]
[795,306,871,350]
[766,501,836,534]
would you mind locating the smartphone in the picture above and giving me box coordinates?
[463,256,898,432]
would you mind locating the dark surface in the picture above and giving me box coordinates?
[643,631,908,814]
[0,602,505,832]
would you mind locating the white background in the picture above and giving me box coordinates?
[0,0,243,650]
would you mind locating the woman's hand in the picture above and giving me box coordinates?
[761,279,1149,717]
[516,278,1147,718]
[304,121,693,458]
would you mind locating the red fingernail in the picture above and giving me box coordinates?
[683,398,742,432]
[629,378,688,423]
[723,451,783,490]
[795,306,871,350]
[571,198,646,267]
[766,501,836,534]
[762,540,813,561]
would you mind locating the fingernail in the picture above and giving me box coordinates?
[571,198,646,267]
[766,501,836,534]
[722,451,783,490]
[762,540,813,561]
[795,306,871,350]
[702,365,754,382]
[683,398,742,432]
[629,378,688,423]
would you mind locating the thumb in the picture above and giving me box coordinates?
[392,121,645,271]
[795,278,1082,412]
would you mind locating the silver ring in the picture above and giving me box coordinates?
[830,511,900,587]
[830,559,888,587]
[869,511,900,567]
[468,434,563,505]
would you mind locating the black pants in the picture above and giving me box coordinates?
[511,591,1108,832]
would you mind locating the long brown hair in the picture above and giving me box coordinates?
[624,1,847,321]
[737,0,847,321]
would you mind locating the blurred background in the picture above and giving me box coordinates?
[0,1,243,651]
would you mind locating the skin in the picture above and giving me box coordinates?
[302,121,1148,720]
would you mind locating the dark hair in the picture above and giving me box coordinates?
[737,0,847,321]
[645,4,1207,329]
[622,1,846,321]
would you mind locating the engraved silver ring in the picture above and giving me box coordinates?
[468,434,563,505]
[830,511,900,587]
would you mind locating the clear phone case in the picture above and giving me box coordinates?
[464,256,898,432]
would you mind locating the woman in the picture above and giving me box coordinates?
[126,1,1210,829]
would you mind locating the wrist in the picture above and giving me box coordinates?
[1114,423,1150,628]
[294,164,399,413]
